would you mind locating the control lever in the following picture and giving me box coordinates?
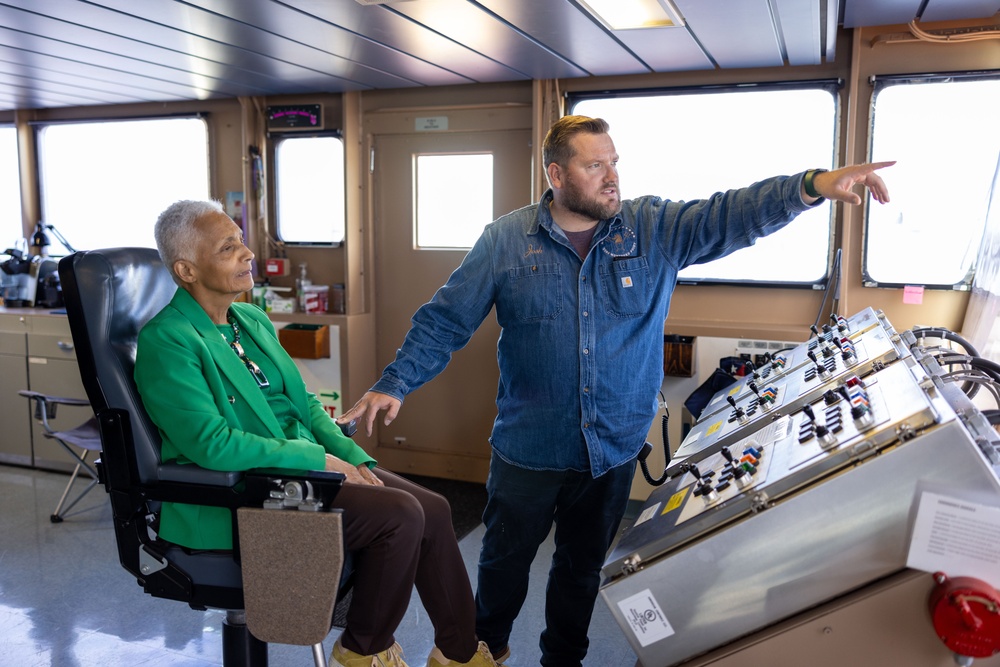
[839,385,875,429]
[721,446,754,488]
[728,395,749,424]
[807,349,829,376]
[686,462,719,504]
[802,404,837,450]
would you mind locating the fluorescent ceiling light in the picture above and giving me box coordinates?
[579,0,685,30]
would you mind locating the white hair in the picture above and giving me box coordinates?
[154,200,224,283]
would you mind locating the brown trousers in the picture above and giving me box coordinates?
[333,468,477,661]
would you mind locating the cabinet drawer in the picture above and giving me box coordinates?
[0,330,25,355]
[28,332,78,360]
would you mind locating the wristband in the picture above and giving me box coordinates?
[803,169,827,199]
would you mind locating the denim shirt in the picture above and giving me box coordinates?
[372,172,816,476]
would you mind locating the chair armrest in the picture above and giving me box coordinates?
[135,467,344,510]
[157,462,243,486]
[18,389,90,407]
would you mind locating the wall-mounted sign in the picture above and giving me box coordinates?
[415,116,449,131]
[266,104,323,131]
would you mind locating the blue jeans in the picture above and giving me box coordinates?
[475,455,636,666]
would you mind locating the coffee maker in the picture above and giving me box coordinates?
[0,247,57,307]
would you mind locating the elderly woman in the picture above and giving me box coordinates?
[134,200,498,667]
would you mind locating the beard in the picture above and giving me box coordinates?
[561,174,622,221]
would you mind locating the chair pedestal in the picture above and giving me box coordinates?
[223,610,269,667]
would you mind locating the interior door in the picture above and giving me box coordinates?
[372,126,532,482]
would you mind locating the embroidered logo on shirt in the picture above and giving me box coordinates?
[523,244,544,258]
[621,276,634,288]
[601,226,637,258]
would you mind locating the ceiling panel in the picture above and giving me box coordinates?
[55,0,414,90]
[0,43,225,101]
[390,0,590,80]
[0,0,993,113]
[475,0,649,77]
[175,0,471,87]
[0,66,149,106]
[613,28,715,73]
[0,25,266,100]
[675,0,785,68]
[774,0,823,65]
[279,0,521,83]
[842,0,923,29]
[922,0,1000,22]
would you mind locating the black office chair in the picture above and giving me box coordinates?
[58,247,348,667]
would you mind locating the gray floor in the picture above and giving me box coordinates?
[0,465,637,667]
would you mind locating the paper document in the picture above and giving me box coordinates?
[906,490,1000,589]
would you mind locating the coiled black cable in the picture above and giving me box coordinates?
[638,392,671,486]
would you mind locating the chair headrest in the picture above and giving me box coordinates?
[59,248,177,483]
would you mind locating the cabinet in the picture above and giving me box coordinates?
[27,315,90,471]
[0,309,90,472]
[0,314,31,466]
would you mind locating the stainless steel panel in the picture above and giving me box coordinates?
[602,419,1000,666]
[606,358,943,577]
[695,307,886,421]
[602,315,1000,666]
[671,315,906,472]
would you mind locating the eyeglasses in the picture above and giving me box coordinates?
[230,340,270,388]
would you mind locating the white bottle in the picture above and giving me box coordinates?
[295,263,311,312]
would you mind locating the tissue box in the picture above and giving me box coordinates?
[278,324,330,359]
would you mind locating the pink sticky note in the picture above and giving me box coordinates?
[903,285,924,305]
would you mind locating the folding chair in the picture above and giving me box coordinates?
[19,389,102,523]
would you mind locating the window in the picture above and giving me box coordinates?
[274,135,345,245]
[415,153,494,249]
[36,117,209,253]
[0,125,21,251]
[571,84,838,285]
[866,74,1000,288]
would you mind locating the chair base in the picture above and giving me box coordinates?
[223,610,268,667]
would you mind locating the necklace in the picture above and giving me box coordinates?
[224,314,270,388]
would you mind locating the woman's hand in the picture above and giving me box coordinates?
[324,454,381,485]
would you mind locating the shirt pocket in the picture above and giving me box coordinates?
[600,256,652,318]
[509,263,563,321]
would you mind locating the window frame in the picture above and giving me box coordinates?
[863,70,1000,291]
[413,151,495,251]
[270,130,346,247]
[0,123,22,249]
[33,113,210,253]
[567,79,842,289]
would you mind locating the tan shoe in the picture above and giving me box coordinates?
[331,637,409,667]
[492,646,510,664]
[425,640,498,667]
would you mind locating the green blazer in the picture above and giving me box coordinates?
[134,288,375,549]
